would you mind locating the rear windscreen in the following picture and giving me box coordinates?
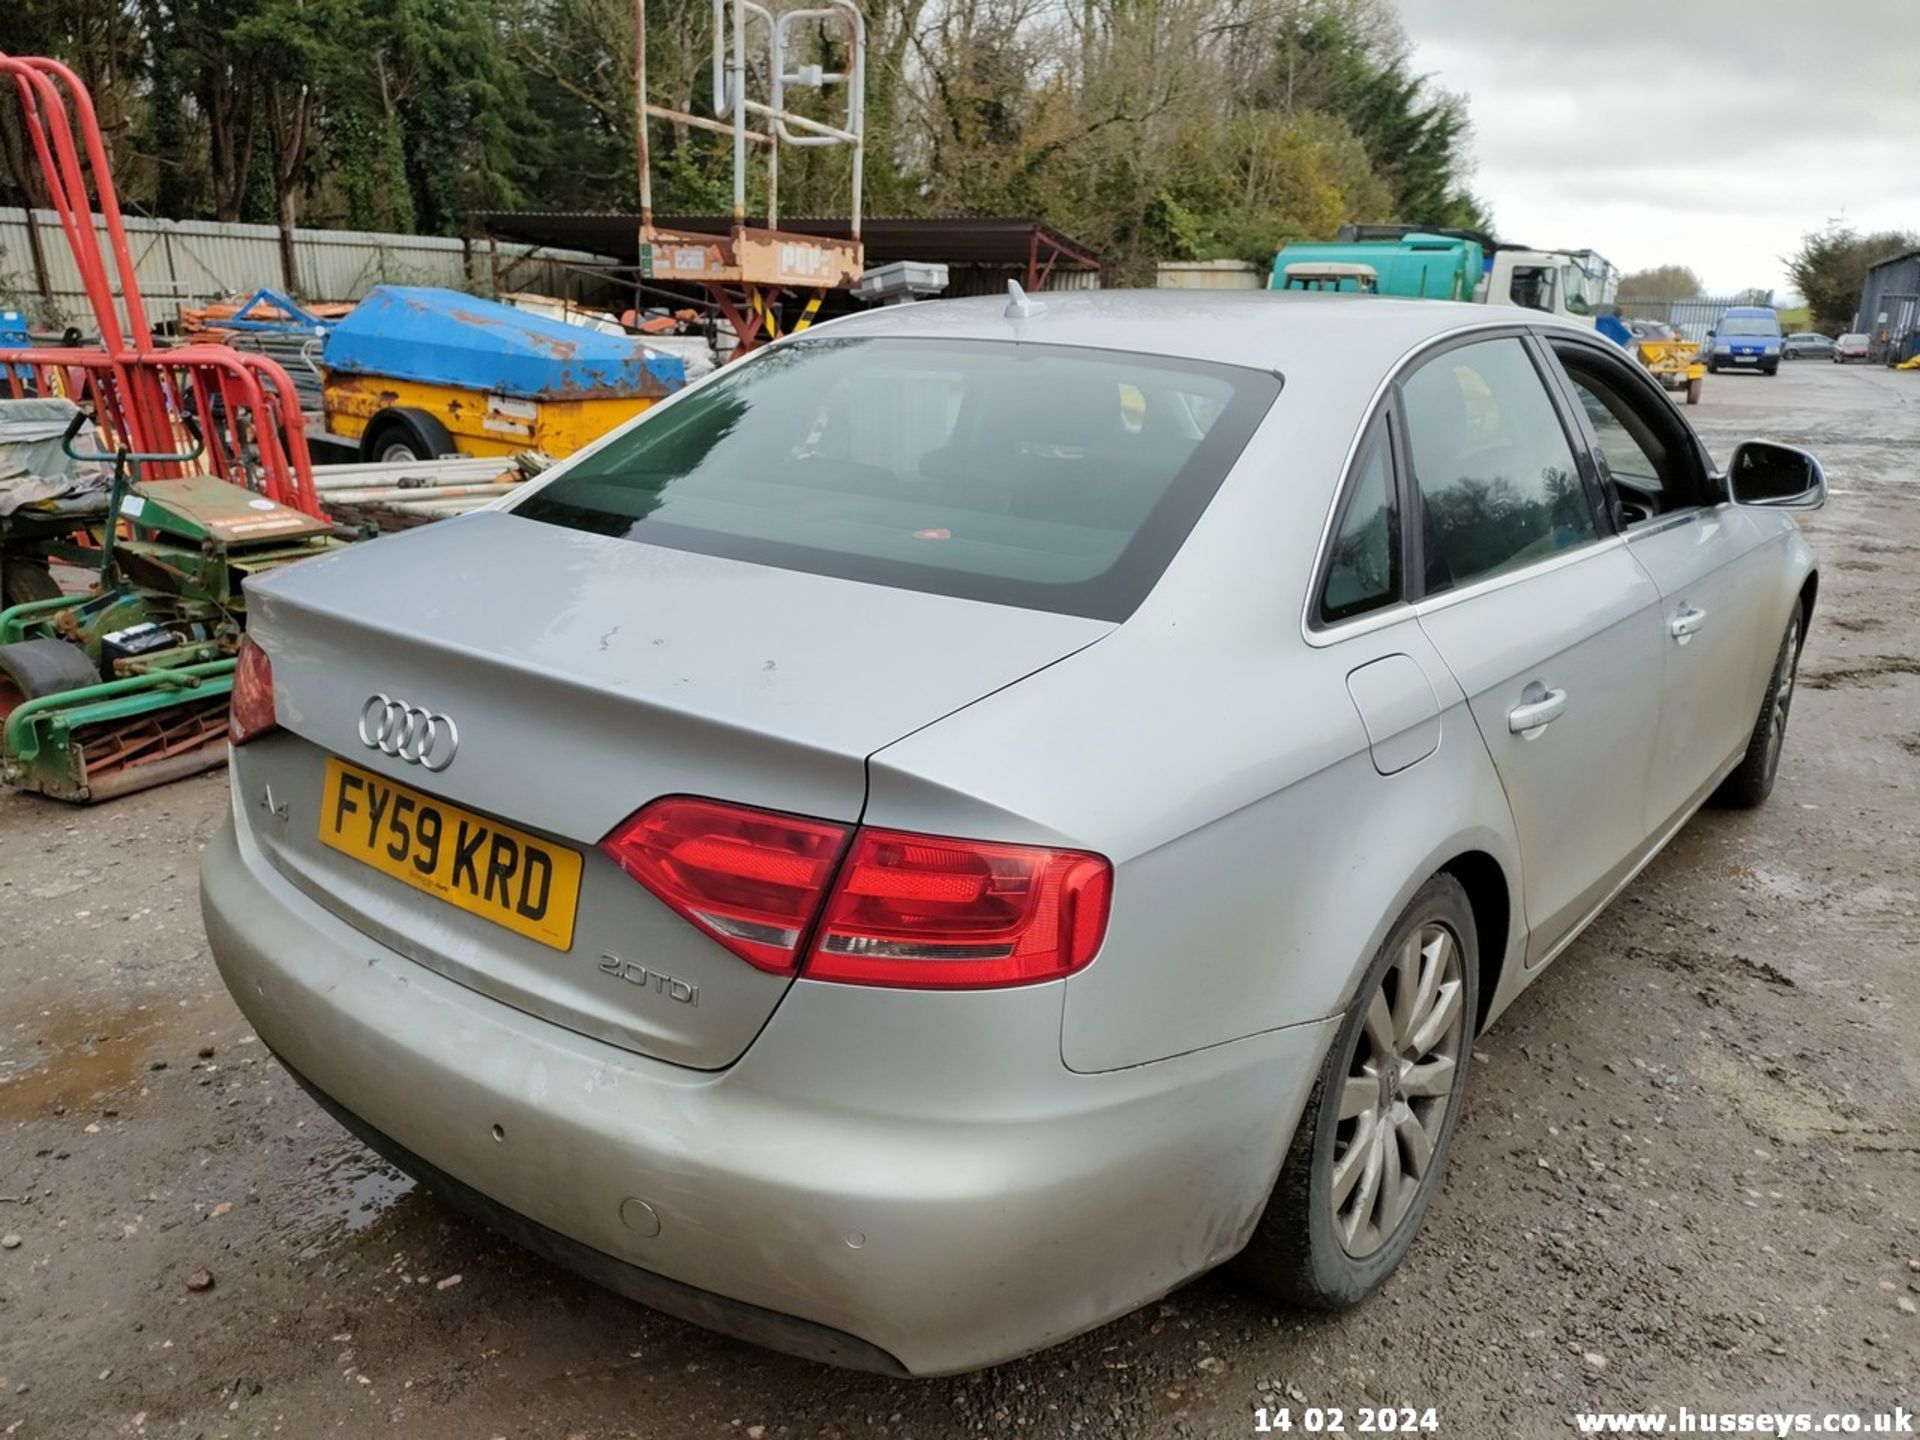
[512,336,1280,621]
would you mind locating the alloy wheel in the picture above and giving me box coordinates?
[1764,615,1802,779]
[1330,921,1466,1257]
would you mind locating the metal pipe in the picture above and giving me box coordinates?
[31,59,158,351]
[0,592,80,640]
[845,0,864,239]
[321,480,522,503]
[765,26,779,230]
[83,744,229,801]
[752,100,858,144]
[730,0,747,232]
[634,0,652,228]
[4,659,234,763]
[643,104,771,145]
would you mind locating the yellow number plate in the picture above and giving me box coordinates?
[318,757,582,951]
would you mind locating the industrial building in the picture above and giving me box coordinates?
[1855,248,1920,361]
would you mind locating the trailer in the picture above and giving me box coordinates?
[315,286,687,463]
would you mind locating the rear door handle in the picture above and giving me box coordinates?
[1507,684,1568,736]
[1669,605,1709,644]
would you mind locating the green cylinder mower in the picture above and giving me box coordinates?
[0,410,342,802]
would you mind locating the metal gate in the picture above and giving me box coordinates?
[1868,292,1920,364]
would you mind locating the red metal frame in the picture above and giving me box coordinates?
[0,53,321,517]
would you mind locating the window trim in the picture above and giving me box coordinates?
[1299,320,1522,648]
[1394,328,1610,605]
[1519,332,1619,540]
[1309,409,1405,630]
[1413,532,1630,617]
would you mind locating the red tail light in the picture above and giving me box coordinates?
[806,829,1111,988]
[600,798,851,974]
[229,636,279,745]
[601,797,1113,990]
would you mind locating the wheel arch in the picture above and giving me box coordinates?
[1798,567,1818,629]
[359,405,454,462]
[1438,849,1512,1034]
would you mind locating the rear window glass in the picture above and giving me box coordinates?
[512,337,1280,621]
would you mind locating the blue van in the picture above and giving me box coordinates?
[1707,306,1783,376]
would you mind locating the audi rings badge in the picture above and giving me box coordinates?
[358,694,459,772]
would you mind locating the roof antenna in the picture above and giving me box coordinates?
[1005,278,1046,320]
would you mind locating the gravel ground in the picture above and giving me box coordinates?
[1,360,1915,1440]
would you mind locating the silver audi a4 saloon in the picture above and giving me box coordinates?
[200,291,1823,1376]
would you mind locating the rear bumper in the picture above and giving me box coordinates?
[274,1053,909,1373]
[200,810,1334,1374]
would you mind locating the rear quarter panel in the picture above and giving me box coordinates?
[864,381,1527,1073]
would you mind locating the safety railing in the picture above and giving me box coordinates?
[1,51,322,517]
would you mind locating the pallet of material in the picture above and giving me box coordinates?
[313,454,549,532]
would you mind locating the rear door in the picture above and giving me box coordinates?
[1400,333,1666,962]
[1540,336,1771,831]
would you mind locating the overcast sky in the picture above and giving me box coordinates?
[1395,0,1920,298]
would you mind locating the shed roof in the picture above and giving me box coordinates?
[1865,248,1920,274]
[475,212,1101,271]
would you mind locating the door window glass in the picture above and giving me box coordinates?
[1572,381,1664,497]
[1401,338,1597,593]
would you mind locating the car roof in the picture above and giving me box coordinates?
[804,289,1589,376]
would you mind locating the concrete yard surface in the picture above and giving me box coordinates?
[1,361,1916,1439]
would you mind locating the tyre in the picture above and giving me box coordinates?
[1763,363,1779,376]
[1685,377,1703,405]
[1233,873,1479,1309]
[1,558,63,608]
[359,407,454,464]
[1712,608,1804,809]
[0,637,101,700]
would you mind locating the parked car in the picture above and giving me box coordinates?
[1835,333,1871,363]
[1781,332,1834,361]
[200,292,1824,1377]
[1707,306,1785,375]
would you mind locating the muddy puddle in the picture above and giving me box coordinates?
[0,999,168,1120]
[274,1143,420,1260]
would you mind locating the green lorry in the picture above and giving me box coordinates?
[1271,225,1619,324]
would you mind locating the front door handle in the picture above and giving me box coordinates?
[1670,605,1709,644]
[1507,683,1568,737]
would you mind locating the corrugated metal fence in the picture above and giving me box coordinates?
[1614,294,1766,334]
[0,208,623,328]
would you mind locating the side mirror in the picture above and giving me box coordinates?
[1726,440,1825,509]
